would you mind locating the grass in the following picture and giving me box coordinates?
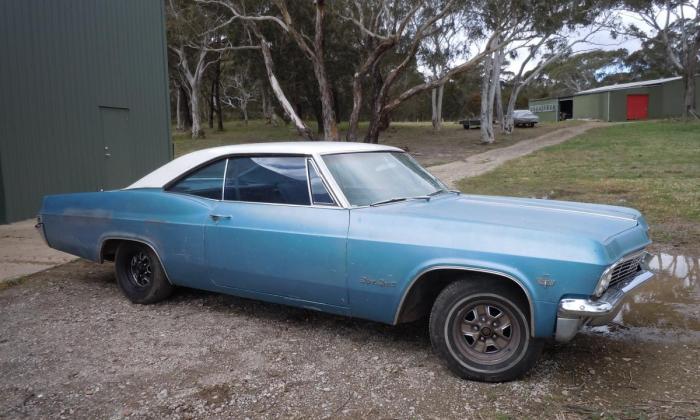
[456,120,700,249]
[173,119,584,166]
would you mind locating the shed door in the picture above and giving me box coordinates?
[99,107,131,190]
[626,94,649,120]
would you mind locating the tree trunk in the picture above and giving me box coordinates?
[431,83,444,131]
[503,84,520,134]
[492,47,504,132]
[242,104,248,125]
[262,87,272,124]
[190,82,204,139]
[214,60,223,131]
[494,76,504,131]
[208,76,215,129]
[682,43,699,118]
[257,34,313,140]
[180,85,192,129]
[364,64,385,144]
[175,86,184,131]
[311,1,339,140]
[480,52,495,144]
[365,111,384,144]
[313,103,324,135]
[346,73,363,141]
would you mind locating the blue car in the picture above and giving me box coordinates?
[37,142,654,382]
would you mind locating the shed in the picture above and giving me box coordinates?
[574,76,700,122]
[0,0,172,224]
[529,75,700,123]
[528,96,574,122]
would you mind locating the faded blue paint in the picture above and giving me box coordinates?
[39,188,651,339]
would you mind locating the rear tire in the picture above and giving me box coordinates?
[429,279,543,382]
[115,242,173,304]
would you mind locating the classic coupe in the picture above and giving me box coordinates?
[37,142,654,382]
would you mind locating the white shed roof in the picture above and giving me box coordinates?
[127,141,401,189]
[575,76,682,95]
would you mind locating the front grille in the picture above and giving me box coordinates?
[608,254,643,288]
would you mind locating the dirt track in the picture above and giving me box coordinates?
[428,122,609,188]
[1,248,698,419]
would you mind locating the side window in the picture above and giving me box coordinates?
[168,159,226,199]
[307,160,335,206]
[224,156,310,205]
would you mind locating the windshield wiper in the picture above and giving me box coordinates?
[428,188,461,197]
[369,196,430,207]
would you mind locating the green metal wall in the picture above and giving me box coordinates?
[528,98,559,122]
[573,92,609,120]
[0,0,171,223]
[574,76,700,122]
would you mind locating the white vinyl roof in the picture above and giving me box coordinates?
[575,76,682,95]
[127,141,402,189]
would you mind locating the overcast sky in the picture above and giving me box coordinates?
[505,13,648,74]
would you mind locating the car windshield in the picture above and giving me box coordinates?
[322,152,447,206]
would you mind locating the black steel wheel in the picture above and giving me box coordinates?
[429,279,543,382]
[115,242,173,304]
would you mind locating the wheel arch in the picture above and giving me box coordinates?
[99,236,173,285]
[393,265,536,336]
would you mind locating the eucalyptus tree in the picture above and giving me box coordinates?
[340,0,513,143]
[476,0,618,141]
[199,0,340,140]
[167,0,258,138]
[418,13,466,131]
[502,10,615,134]
[621,0,700,118]
[539,49,628,92]
[220,61,259,125]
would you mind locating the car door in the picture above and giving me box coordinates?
[205,155,350,309]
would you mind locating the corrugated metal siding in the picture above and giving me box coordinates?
[573,92,608,120]
[0,0,171,223]
[528,98,559,122]
[574,75,700,122]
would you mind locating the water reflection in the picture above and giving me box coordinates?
[589,251,700,339]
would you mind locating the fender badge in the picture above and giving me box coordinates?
[537,275,555,288]
[359,276,397,288]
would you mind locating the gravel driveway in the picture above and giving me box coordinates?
[1,250,698,419]
[428,122,609,188]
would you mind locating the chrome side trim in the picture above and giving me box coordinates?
[312,153,351,208]
[393,265,536,336]
[98,237,173,285]
[307,158,339,207]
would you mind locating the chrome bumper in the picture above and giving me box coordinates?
[554,256,655,342]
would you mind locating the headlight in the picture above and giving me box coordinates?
[593,265,614,297]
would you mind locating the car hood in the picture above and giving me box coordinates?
[366,193,644,245]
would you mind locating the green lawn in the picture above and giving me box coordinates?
[457,120,700,249]
[173,119,584,166]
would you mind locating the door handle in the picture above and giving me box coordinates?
[209,214,232,221]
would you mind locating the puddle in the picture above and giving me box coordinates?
[586,251,700,342]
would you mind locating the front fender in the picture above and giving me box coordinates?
[393,258,538,335]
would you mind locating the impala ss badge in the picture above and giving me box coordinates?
[537,275,555,288]
[359,276,397,288]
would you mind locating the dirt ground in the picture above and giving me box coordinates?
[1,246,698,419]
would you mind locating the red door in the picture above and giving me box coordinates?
[626,94,649,120]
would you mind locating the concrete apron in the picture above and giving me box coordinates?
[0,219,76,283]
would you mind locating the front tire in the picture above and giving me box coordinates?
[429,279,543,382]
[115,242,173,304]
